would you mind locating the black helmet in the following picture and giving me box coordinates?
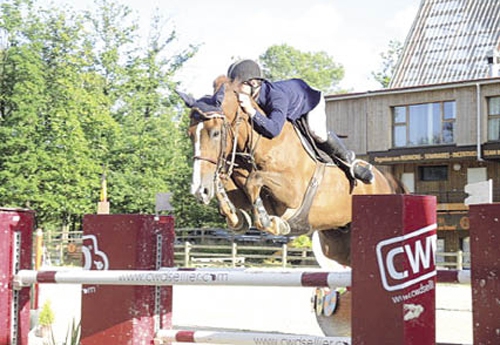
[227,59,263,82]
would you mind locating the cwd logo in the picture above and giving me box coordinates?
[376,224,437,292]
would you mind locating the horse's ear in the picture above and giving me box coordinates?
[175,90,196,108]
[214,84,225,106]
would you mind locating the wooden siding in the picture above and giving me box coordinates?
[326,98,368,155]
[325,81,500,153]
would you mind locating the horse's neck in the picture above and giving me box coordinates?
[245,122,310,167]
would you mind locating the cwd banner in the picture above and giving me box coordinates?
[351,195,437,345]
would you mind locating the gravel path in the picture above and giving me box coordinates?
[30,277,472,344]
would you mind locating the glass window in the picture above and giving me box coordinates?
[394,107,406,123]
[488,96,500,141]
[488,118,500,141]
[442,122,454,143]
[443,101,456,120]
[392,101,456,147]
[419,166,448,181]
[489,97,500,115]
[394,125,406,147]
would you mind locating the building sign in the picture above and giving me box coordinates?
[483,148,500,159]
[372,149,477,164]
[437,212,469,231]
[371,144,500,164]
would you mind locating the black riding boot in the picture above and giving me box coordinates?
[318,134,374,184]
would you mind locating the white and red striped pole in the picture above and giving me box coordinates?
[436,269,470,284]
[14,267,470,289]
[14,268,352,288]
[154,329,351,345]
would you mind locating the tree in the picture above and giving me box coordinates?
[372,40,403,88]
[258,44,344,93]
[0,0,210,231]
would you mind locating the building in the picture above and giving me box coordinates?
[390,0,500,88]
[325,0,500,258]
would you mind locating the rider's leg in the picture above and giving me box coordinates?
[318,133,374,184]
[307,95,374,184]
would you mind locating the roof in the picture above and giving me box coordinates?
[389,0,500,88]
[325,76,500,101]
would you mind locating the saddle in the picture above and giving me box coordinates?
[282,117,356,235]
[293,116,356,189]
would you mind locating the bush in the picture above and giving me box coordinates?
[39,300,55,326]
[289,235,312,248]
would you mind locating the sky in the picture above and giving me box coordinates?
[45,0,422,97]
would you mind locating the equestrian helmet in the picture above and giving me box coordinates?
[227,59,263,82]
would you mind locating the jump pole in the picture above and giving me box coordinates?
[14,269,351,288]
[14,268,468,288]
[154,329,351,345]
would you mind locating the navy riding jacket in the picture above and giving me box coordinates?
[252,79,322,139]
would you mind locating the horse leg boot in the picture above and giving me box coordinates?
[215,180,251,234]
[319,134,374,184]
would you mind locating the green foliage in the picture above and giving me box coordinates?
[258,44,344,93]
[372,39,403,88]
[39,300,55,326]
[289,235,312,249]
[64,318,81,345]
[0,0,218,231]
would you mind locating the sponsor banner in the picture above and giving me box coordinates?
[376,224,437,292]
[351,195,437,345]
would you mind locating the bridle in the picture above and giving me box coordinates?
[191,100,259,183]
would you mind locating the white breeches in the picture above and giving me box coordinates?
[306,93,328,143]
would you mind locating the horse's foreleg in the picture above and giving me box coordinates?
[215,177,252,233]
[245,171,302,235]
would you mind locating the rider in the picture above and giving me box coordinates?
[227,59,374,184]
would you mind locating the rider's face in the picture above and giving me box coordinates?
[237,82,252,95]
[237,79,260,97]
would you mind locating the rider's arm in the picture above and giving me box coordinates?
[251,88,288,139]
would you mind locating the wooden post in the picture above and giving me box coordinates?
[184,242,191,267]
[0,208,35,345]
[231,242,237,268]
[281,244,288,269]
[33,228,44,310]
[457,250,463,270]
[469,204,500,344]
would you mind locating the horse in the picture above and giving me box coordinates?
[177,75,406,266]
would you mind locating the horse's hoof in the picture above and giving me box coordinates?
[269,216,291,235]
[228,209,252,234]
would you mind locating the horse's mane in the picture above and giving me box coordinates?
[212,75,261,120]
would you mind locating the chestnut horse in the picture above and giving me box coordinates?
[178,76,406,266]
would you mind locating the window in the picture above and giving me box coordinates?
[488,96,500,141]
[419,166,448,181]
[392,101,456,147]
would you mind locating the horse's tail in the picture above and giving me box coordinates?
[382,171,410,194]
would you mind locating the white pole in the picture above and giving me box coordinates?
[14,268,352,289]
[154,329,351,345]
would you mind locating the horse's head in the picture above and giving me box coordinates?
[177,77,242,204]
